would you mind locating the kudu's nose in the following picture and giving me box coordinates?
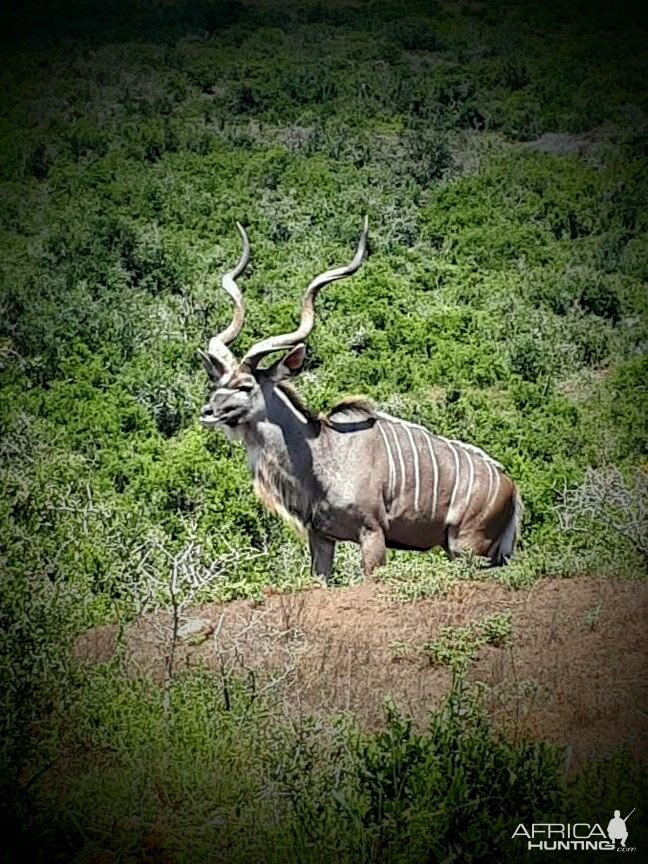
[201,404,214,417]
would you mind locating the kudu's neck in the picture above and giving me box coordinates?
[236,385,322,531]
[239,385,320,475]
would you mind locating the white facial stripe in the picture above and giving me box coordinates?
[377,422,395,499]
[403,424,420,511]
[446,440,461,524]
[275,387,308,425]
[387,423,406,498]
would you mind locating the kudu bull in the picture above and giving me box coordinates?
[199,218,521,582]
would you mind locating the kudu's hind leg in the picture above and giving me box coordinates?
[309,531,335,585]
[444,524,485,562]
[359,528,386,579]
[444,524,460,561]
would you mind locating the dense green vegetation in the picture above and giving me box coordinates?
[1,1,646,860]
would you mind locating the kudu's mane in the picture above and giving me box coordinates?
[324,396,377,426]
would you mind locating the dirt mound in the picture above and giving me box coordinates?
[77,576,648,770]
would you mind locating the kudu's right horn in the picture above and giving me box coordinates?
[241,215,369,370]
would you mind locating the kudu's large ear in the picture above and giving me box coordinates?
[266,343,306,382]
[198,349,230,382]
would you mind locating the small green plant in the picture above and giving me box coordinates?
[379,554,457,600]
[481,611,515,645]
[582,601,603,631]
[390,639,414,660]
[379,550,491,602]
[492,548,550,589]
[424,612,513,669]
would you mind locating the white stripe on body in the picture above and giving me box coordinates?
[402,424,421,511]
[484,460,494,515]
[445,440,462,525]
[386,422,406,500]
[465,450,475,514]
[376,412,503,470]
[422,431,439,520]
[375,411,502,523]
[487,464,501,517]
[437,435,503,472]
[376,421,396,498]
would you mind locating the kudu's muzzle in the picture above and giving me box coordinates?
[200,404,220,427]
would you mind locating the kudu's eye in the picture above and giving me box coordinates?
[238,380,254,393]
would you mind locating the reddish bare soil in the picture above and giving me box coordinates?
[77,576,648,770]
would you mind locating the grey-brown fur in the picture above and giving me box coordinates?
[199,218,520,583]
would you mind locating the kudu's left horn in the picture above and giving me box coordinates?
[201,221,250,374]
[242,215,369,370]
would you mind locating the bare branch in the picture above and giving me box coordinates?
[559,466,648,559]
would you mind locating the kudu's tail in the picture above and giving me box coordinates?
[491,487,522,566]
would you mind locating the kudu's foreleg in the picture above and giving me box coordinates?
[308,530,335,585]
[359,527,386,578]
